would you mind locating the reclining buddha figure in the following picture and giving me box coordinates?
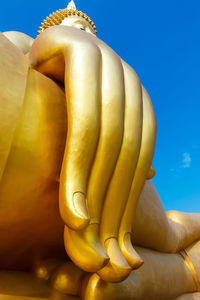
[0,1,200,299]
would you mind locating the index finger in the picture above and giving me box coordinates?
[29,26,102,230]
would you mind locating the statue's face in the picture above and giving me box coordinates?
[61,16,96,35]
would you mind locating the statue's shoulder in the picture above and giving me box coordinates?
[2,31,34,54]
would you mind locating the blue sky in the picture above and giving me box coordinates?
[1,0,199,212]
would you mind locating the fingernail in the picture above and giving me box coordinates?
[123,233,144,269]
[73,192,90,220]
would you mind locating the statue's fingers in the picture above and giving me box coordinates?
[64,224,109,273]
[29,27,113,271]
[81,273,136,300]
[119,86,157,268]
[29,27,102,230]
[99,62,142,242]
[87,43,125,225]
[65,43,126,273]
[59,42,102,230]
[98,62,143,282]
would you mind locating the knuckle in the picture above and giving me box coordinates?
[72,38,101,57]
[122,60,141,87]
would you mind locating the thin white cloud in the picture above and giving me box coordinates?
[182,152,191,168]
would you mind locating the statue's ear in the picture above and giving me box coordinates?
[2,31,34,55]
[0,33,29,181]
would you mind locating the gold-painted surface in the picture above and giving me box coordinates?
[0,10,200,300]
[81,246,197,300]
[64,224,109,273]
[119,85,157,268]
[97,237,131,283]
[51,262,85,296]
[34,259,63,281]
[67,0,76,11]
[147,165,156,179]
[0,33,29,181]
[38,1,97,35]
[0,271,80,300]
[28,24,158,281]
[179,249,200,291]
[0,297,49,300]
[99,61,143,258]
[0,45,67,269]
[132,181,200,254]
[0,244,198,300]
[3,31,34,54]
[185,240,200,291]
[174,293,200,300]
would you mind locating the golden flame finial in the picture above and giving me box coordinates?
[67,0,76,10]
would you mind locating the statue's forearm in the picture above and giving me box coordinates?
[133,181,200,254]
[85,246,197,300]
[135,247,197,299]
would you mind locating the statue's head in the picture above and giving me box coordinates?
[38,0,97,36]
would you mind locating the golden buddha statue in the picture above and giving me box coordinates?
[0,1,200,299]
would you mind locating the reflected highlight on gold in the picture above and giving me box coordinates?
[0,1,200,299]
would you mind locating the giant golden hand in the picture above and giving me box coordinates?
[1,26,200,300]
[29,25,157,282]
